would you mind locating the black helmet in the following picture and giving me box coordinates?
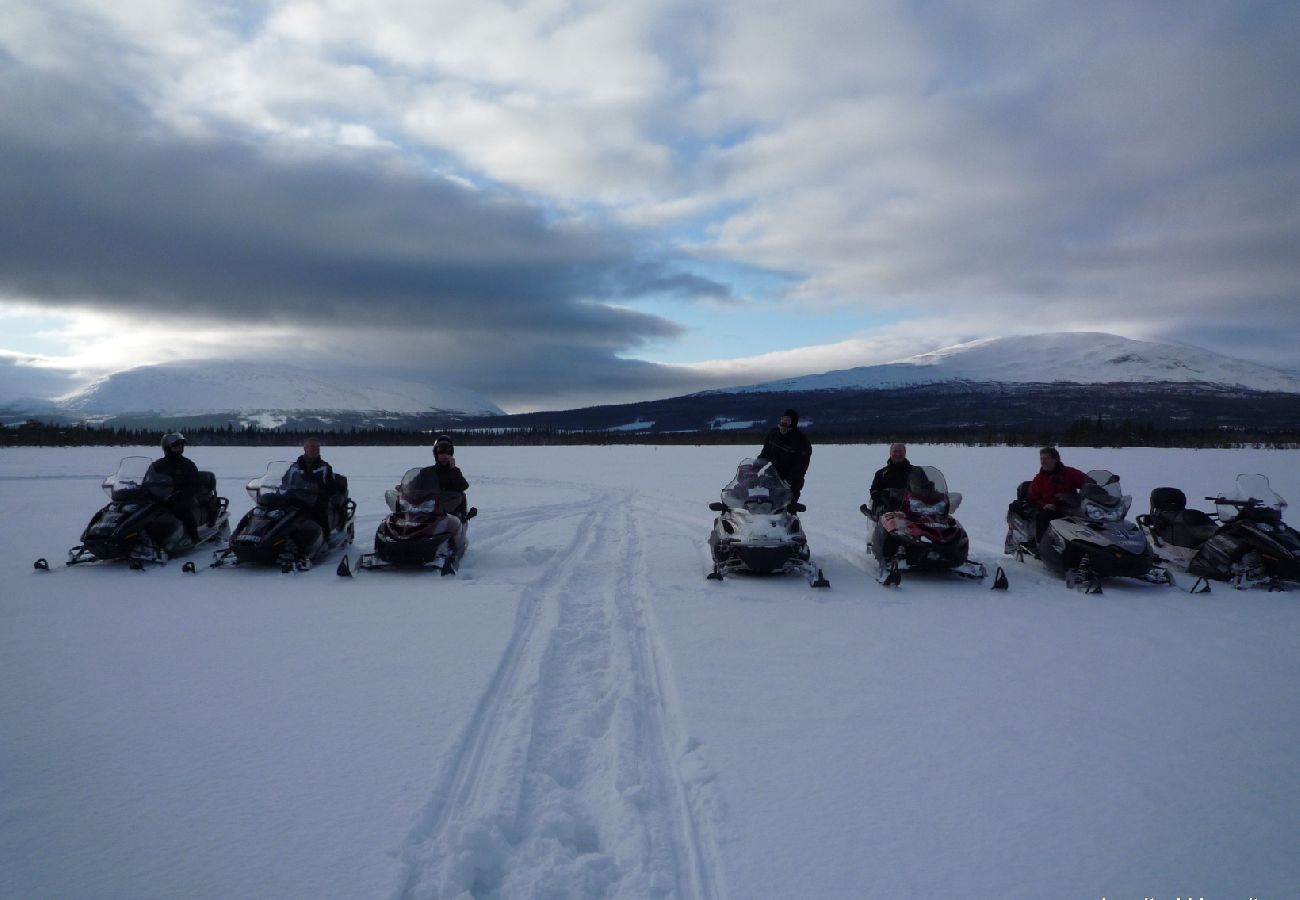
[162,432,186,451]
[433,434,454,456]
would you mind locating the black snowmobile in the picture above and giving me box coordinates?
[42,456,230,570]
[211,461,356,572]
[861,465,1004,588]
[1139,474,1300,591]
[706,458,829,587]
[1005,468,1169,594]
[340,466,476,576]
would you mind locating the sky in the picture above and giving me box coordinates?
[1,0,1297,412]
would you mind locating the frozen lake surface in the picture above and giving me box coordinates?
[3,444,1298,899]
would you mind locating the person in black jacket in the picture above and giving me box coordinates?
[412,434,470,497]
[410,434,471,557]
[147,432,203,542]
[868,442,913,515]
[285,436,345,536]
[757,409,812,503]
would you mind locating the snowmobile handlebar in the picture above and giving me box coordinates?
[1207,496,1261,507]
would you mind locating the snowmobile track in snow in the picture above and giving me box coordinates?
[394,489,725,900]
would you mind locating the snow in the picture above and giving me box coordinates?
[3,444,1299,899]
[605,419,655,432]
[56,359,504,416]
[708,418,761,431]
[727,332,1300,394]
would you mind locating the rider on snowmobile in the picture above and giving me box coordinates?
[147,432,203,542]
[410,435,471,555]
[869,442,914,515]
[284,436,345,538]
[1026,447,1093,543]
[757,409,812,503]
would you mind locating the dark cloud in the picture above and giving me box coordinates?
[0,69,731,399]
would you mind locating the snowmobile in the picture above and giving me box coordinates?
[40,456,230,570]
[705,458,829,587]
[339,466,477,576]
[1139,475,1300,591]
[210,461,356,573]
[1004,469,1169,594]
[1134,486,1219,592]
[860,465,1004,588]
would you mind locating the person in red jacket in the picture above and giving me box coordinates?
[1027,447,1092,542]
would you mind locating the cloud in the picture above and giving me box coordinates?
[3,0,1298,405]
[0,65,738,407]
[690,2,1300,359]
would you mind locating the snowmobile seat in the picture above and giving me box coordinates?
[1150,487,1188,513]
[1008,480,1037,520]
[1148,487,1217,549]
[195,470,221,525]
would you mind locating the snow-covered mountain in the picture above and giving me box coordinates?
[726,333,1300,394]
[56,360,503,417]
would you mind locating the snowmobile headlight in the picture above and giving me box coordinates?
[1082,500,1124,522]
[268,508,285,519]
[908,498,947,516]
[119,503,139,513]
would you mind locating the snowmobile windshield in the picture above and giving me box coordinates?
[393,466,462,517]
[720,458,793,512]
[104,456,158,501]
[1218,473,1286,521]
[904,466,951,516]
[1079,471,1131,520]
[248,460,321,508]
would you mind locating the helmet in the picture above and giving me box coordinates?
[433,434,454,456]
[161,432,186,451]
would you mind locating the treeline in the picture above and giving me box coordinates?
[3,418,1299,449]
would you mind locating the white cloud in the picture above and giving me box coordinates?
[2,0,1297,398]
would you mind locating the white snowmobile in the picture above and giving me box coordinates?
[706,458,829,587]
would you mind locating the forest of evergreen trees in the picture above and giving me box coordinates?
[3,418,1298,449]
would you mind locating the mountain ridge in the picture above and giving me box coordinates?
[55,360,503,418]
[712,332,1300,395]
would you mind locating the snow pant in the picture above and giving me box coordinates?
[167,497,201,542]
[1035,507,1063,544]
[435,515,468,558]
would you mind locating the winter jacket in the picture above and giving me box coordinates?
[289,455,342,495]
[412,463,470,495]
[869,458,913,509]
[1027,464,1091,508]
[758,426,812,490]
[147,453,201,501]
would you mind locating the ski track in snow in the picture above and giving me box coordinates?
[393,486,726,900]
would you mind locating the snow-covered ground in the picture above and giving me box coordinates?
[3,444,1298,900]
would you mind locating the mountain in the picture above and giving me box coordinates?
[449,332,1300,436]
[51,360,502,424]
[724,333,1300,395]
